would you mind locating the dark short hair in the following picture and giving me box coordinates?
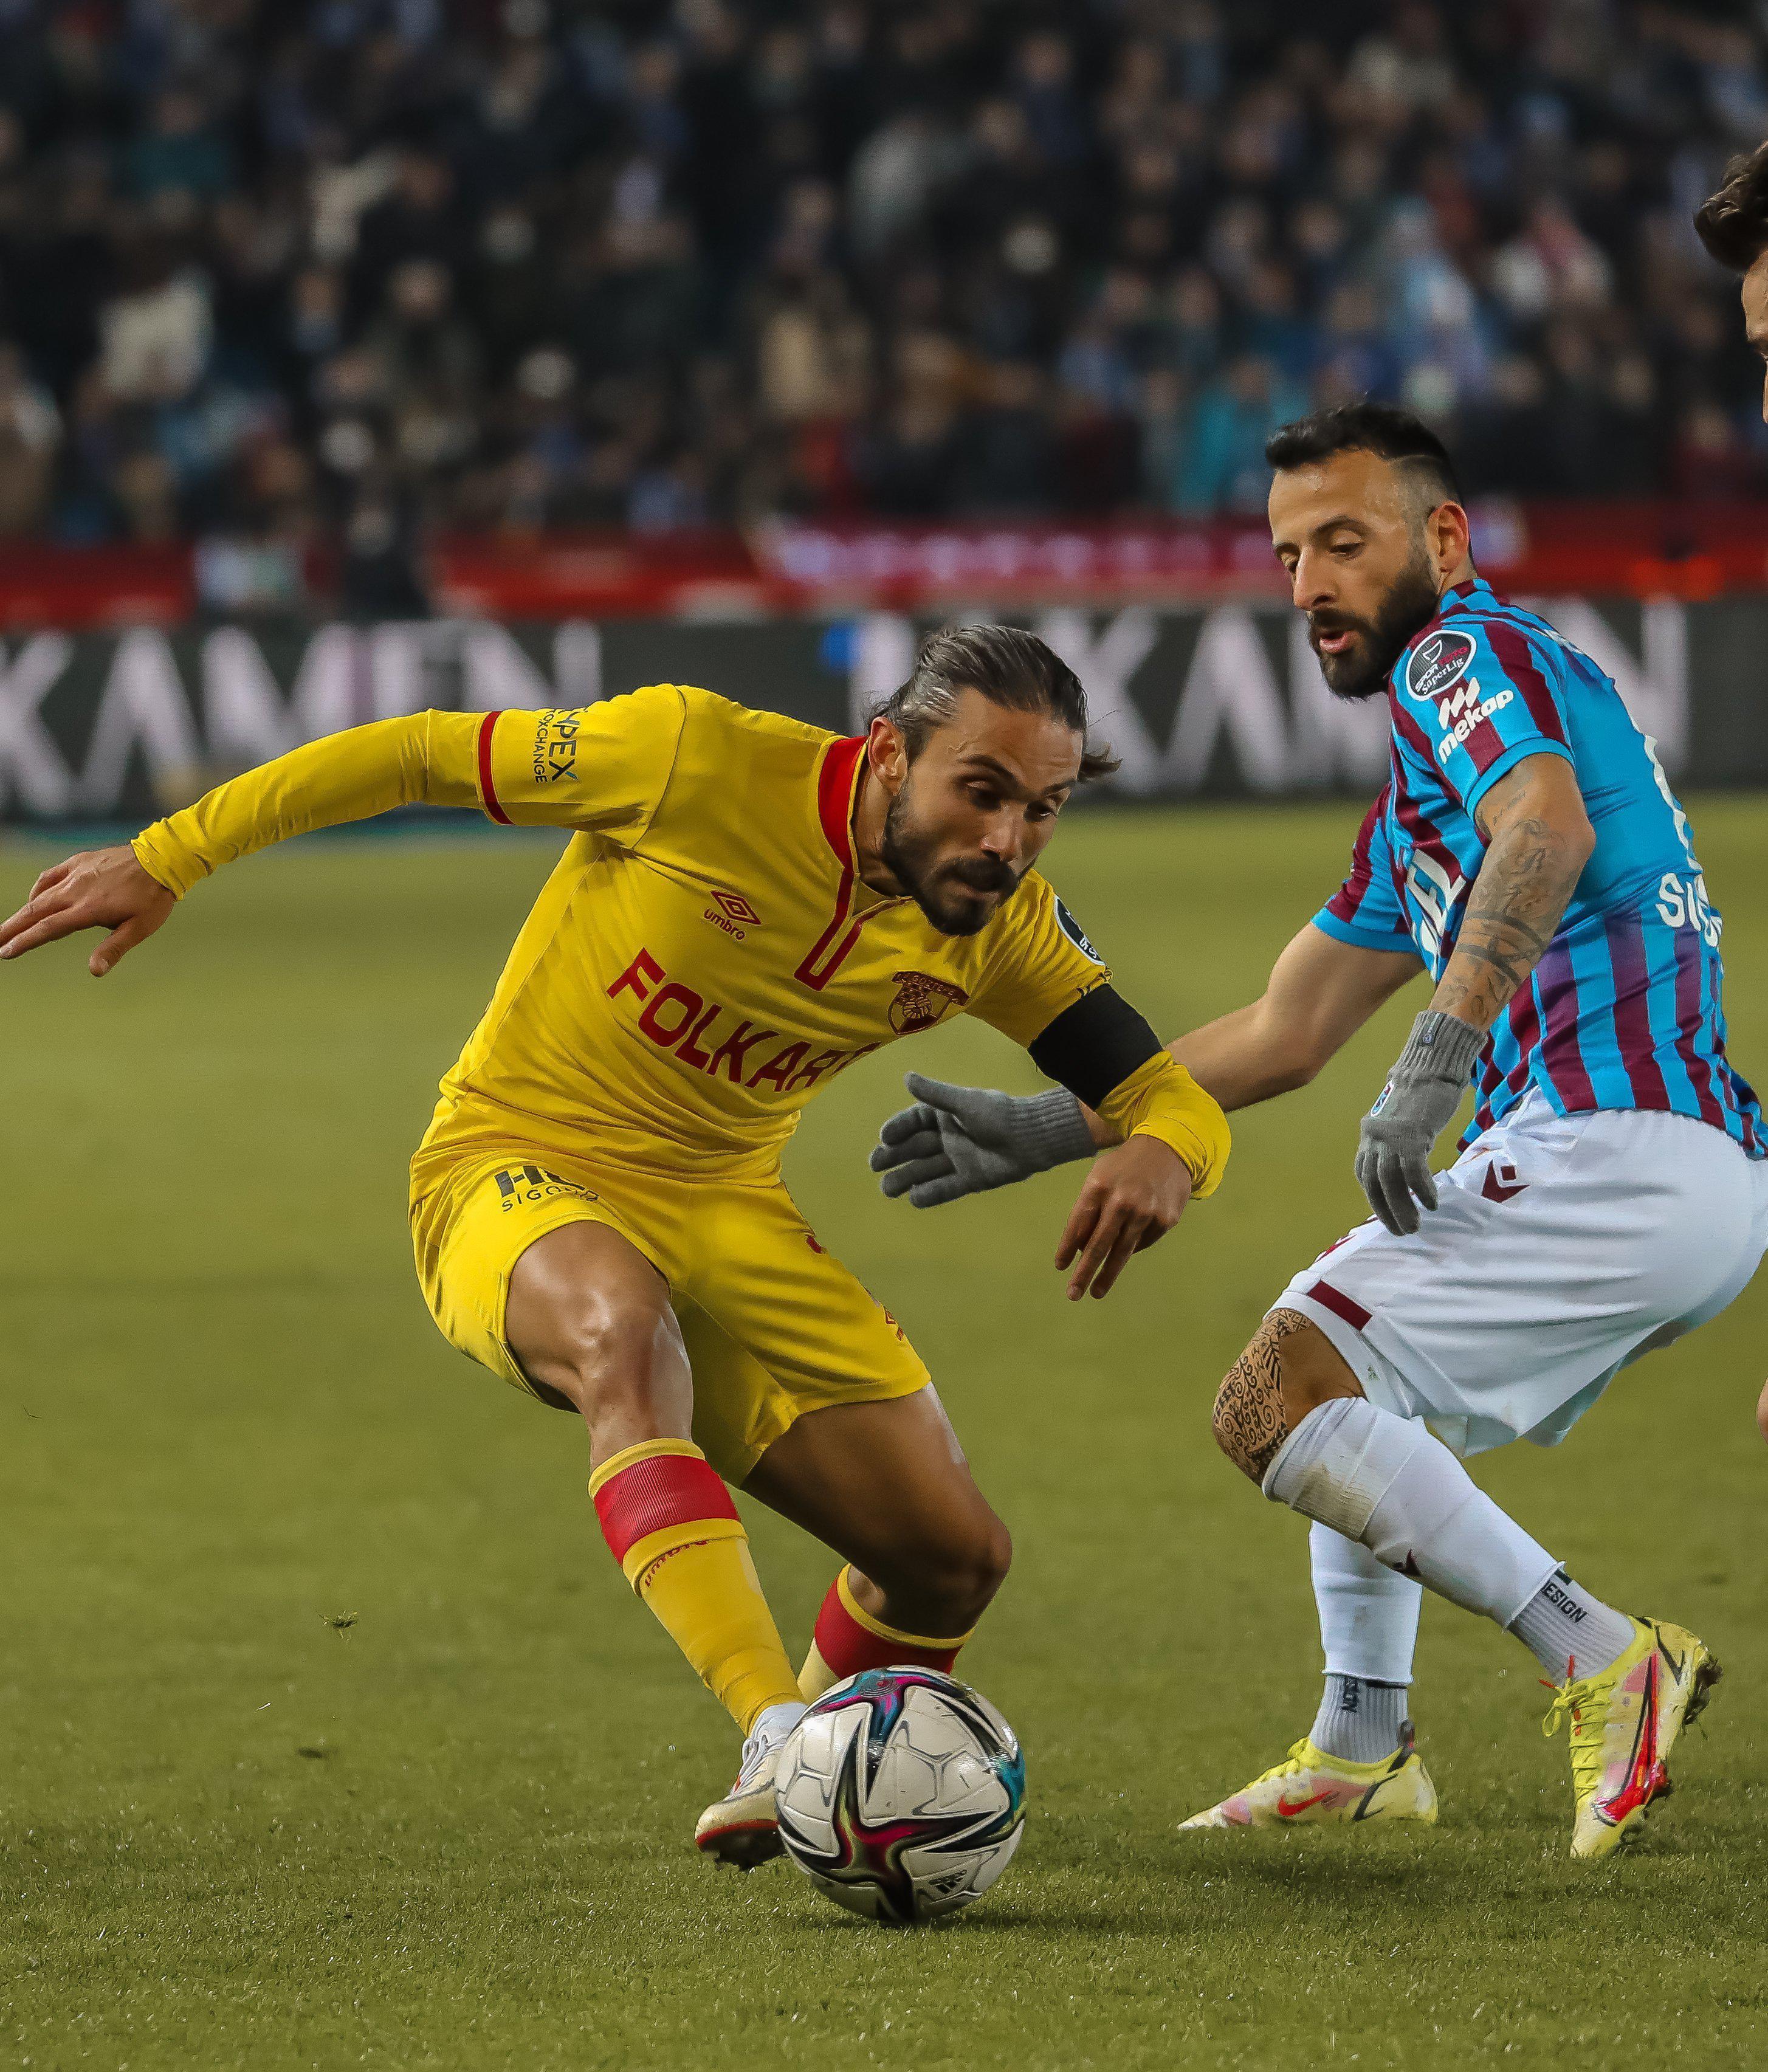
[1264,401,1463,508]
[879,624,1120,782]
[1695,143,1768,272]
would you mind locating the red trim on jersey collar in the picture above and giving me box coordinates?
[816,734,866,863]
[799,736,867,990]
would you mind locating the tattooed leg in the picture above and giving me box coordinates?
[1211,1310,1363,1484]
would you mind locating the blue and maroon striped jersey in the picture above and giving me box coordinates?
[1314,577,1762,1157]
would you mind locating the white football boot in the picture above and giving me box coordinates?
[1180,1723,1438,1831]
[693,1702,806,1869]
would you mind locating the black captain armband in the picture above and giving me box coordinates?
[1028,985,1164,1111]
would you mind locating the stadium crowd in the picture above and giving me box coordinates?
[0,0,1765,554]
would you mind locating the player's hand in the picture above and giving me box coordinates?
[1054,1136,1192,1301]
[0,845,176,977]
[870,1073,1097,1207]
[1354,1010,1482,1235]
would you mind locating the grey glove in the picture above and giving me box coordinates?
[869,1072,1096,1207]
[1355,1011,1484,1236]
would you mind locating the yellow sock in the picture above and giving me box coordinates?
[590,1439,801,1734]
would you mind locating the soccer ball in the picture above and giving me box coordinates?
[773,1667,1026,1924]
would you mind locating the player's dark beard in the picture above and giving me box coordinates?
[1309,544,1443,701]
[880,782,1023,937]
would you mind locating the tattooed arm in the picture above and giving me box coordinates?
[1431,753,1594,1032]
[1354,753,1593,1234]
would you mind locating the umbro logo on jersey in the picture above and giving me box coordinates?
[703,887,760,939]
[1404,627,1476,701]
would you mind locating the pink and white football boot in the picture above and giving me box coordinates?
[1180,1723,1438,1831]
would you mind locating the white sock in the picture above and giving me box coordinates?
[1311,1521,1422,1684]
[1266,1399,1559,1629]
[1308,1522,1420,1763]
[1507,1570,1635,1681]
[1309,1674,1409,1764]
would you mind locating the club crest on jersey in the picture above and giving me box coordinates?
[1054,897,1103,964]
[1404,628,1476,702]
[889,971,969,1034]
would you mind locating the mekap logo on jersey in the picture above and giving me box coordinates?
[1433,680,1515,763]
[1406,631,1518,759]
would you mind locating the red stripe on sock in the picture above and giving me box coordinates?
[813,1577,961,1679]
[594,1453,737,1563]
[1306,1279,1372,1331]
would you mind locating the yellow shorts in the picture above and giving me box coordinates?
[410,1144,929,1483]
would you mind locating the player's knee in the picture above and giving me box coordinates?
[871,1508,1012,1629]
[1212,1309,1358,1486]
[953,1512,1014,1615]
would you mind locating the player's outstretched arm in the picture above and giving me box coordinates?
[2,696,680,972]
[1355,752,1593,1235]
[0,845,176,976]
[1,714,483,970]
[1169,922,1423,1110]
[870,924,1420,1204]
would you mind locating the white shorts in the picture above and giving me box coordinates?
[1272,1092,1768,1457]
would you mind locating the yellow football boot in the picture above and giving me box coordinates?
[1541,1616,1721,1860]
[1180,1724,1438,1830]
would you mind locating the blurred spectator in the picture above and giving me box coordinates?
[128,88,233,202]
[337,489,430,618]
[99,250,212,404]
[1169,357,1309,515]
[0,0,1764,548]
[956,360,1058,514]
[755,273,872,423]
[0,344,60,533]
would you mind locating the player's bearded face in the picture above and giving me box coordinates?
[879,775,1027,935]
[1307,534,1442,701]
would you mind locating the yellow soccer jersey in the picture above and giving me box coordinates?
[132,685,1228,1187]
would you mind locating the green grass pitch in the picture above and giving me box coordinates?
[3,797,1767,2071]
